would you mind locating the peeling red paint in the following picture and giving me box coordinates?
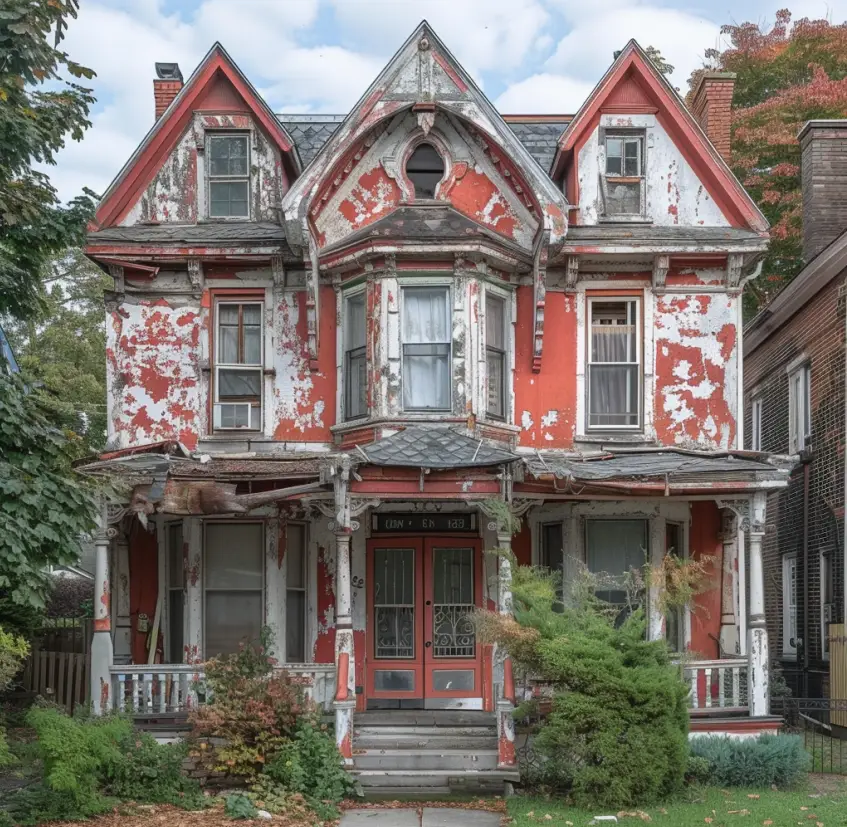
[447,167,519,239]
[338,166,402,230]
[314,544,336,663]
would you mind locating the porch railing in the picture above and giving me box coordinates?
[109,662,336,715]
[682,658,748,713]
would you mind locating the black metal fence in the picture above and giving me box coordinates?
[779,698,847,774]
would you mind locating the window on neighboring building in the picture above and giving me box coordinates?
[665,522,684,653]
[602,132,645,217]
[214,301,262,430]
[821,549,834,660]
[406,143,444,199]
[285,522,307,663]
[207,134,250,218]
[402,286,451,411]
[167,522,184,663]
[586,519,648,623]
[205,523,263,657]
[485,293,507,420]
[751,396,763,451]
[344,293,367,420]
[782,553,798,658]
[788,363,811,453]
[587,298,640,429]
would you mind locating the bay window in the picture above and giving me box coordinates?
[587,298,640,429]
[214,301,262,431]
[207,134,250,218]
[344,293,367,420]
[402,286,451,411]
[485,293,507,419]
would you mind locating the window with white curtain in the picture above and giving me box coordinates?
[204,523,263,657]
[788,362,811,453]
[587,298,640,429]
[344,293,367,420]
[402,286,451,411]
[285,523,307,663]
[586,519,648,621]
[782,554,798,657]
[485,293,507,419]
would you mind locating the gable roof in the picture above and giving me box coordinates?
[553,40,768,233]
[93,43,301,229]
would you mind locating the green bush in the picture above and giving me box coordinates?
[225,792,258,820]
[1,782,116,825]
[690,734,810,787]
[479,565,690,808]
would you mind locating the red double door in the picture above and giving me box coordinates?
[365,537,483,708]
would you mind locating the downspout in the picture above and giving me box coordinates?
[803,462,811,697]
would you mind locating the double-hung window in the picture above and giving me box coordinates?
[402,286,451,411]
[208,134,250,218]
[485,293,507,419]
[204,523,263,657]
[587,298,640,429]
[214,301,263,430]
[751,396,763,451]
[602,133,645,218]
[782,554,798,657]
[788,362,811,453]
[285,523,307,663]
[344,293,367,420]
[166,522,184,663]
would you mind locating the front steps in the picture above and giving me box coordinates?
[351,710,519,796]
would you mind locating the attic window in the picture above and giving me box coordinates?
[406,143,444,199]
[601,132,645,219]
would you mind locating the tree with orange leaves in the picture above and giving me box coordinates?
[688,10,847,316]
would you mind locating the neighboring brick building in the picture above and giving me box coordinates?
[744,120,847,699]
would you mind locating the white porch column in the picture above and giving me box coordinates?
[648,515,666,642]
[90,502,115,715]
[495,526,517,768]
[719,509,740,656]
[747,491,769,717]
[264,509,285,662]
[184,517,203,664]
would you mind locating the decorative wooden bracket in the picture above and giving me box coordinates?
[726,253,744,290]
[564,255,579,292]
[652,255,670,290]
[187,258,204,292]
[532,230,550,373]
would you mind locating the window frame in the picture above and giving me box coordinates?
[586,296,642,431]
[343,290,368,422]
[782,553,798,658]
[600,131,646,220]
[664,520,686,654]
[820,548,833,661]
[405,141,446,200]
[165,521,185,664]
[284,521,309,664]
[400,284,452,413]
[213,299,264,432]
[203,521,265,660]
[788,362,811,454]
[751,396,763,451]
[206,132,251,220]
[484,290,508,421]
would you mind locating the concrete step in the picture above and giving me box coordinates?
[353,749,499,771]
[355,734,498,750]
[355,724,496,738]
[353,769,520,791]
[354,711,496,728]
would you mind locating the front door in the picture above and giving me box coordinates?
[366,537,483,708]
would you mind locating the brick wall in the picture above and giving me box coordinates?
[154,79,183,120]
[744,272,846,696]
[800,122,847,262]
[688,72,735,164]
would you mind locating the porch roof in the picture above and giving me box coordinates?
[358,426,518,469]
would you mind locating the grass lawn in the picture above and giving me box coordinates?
[508,782,847,826]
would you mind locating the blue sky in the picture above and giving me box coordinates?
[52,0,847,203]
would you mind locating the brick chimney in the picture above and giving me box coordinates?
[799,120,847,261]
[154,62,183,120]
[689,72,736,164]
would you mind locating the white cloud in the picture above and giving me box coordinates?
[495,73,595,113]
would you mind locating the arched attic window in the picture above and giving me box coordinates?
[406,143,445,199]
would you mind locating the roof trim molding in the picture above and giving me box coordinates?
[93,43,301,229]
[552,40,768,234]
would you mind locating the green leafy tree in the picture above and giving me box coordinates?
[687,11,847,316]
[645,45,675,77]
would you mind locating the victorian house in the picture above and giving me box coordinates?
[80,23,790,792]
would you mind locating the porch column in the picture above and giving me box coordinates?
[747,491,769,717]
[90,502,115,715]
[496,526,516,768]
[264,508,284,661]
[184,517,203,665]
[719,509,740,656]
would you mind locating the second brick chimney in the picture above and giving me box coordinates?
[154,62,183,120]
[688,72,736,164]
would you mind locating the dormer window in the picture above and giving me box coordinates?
[406,143,444,199]
[601,132,645,218]
[208,134,250,218]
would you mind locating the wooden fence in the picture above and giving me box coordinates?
[19,645,90,713]
[831,623,847,727]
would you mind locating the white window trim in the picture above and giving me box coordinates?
[205,132,251,221]
[342,286,368,423]
[820,549,833,661]
[600,131,647,221]
[787,361,811,454]
[483,284,511,422]
[782,553,798,658]
[213,299,264,432]
[586,296,642,431]
[399,283,453,413]
[751,396,763,451]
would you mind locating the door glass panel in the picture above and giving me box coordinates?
[374,548,415,659]
[374,670,415,692]
[432,547,475,658]
[432,670,475,692]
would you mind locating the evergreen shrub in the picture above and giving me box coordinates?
[689,734,810,787]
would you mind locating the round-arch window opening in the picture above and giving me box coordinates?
[406,143,445,199]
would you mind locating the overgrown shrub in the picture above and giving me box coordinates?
[0,626,28,767]
[478,564,690,808]
[224,792,258,820]
[689,734,810,787]
[189,627,318,780]
[261,718,356,820]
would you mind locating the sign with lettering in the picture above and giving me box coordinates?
[372,513,477,533]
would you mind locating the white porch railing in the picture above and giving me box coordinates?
[109,662,336,715]
[682,658,748,712]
